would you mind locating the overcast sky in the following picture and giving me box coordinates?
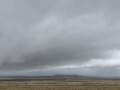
[0,0,120,76]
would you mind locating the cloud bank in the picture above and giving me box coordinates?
[0,0,120,76]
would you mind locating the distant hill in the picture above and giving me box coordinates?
[52,74,85,79]
[0,75,120,80]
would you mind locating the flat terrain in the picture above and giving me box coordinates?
[0,79,120,90]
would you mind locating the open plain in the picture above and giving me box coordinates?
[0,79,120,90]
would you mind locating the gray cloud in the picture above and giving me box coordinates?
[0,0,120,76]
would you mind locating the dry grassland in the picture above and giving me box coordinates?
[0,79,120,90]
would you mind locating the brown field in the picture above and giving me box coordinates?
[0,79,120,90]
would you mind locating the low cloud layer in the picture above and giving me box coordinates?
[0,0,120,76]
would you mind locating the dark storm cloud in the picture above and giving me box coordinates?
[0,0,120,72]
